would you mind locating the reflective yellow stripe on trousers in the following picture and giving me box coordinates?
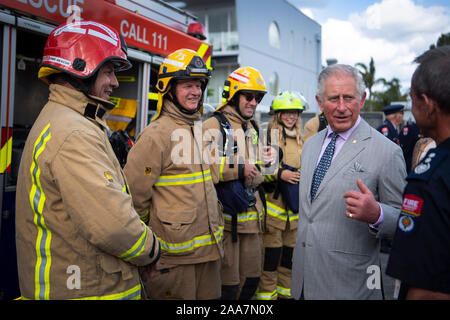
[255,289,277,300]
[29,124,52,300]
[255,286,291,300]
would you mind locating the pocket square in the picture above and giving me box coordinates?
[353,161,365,172]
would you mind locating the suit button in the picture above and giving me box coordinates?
[302,242,306,247]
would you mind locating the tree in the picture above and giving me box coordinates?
[429,32,450,49]
[355,57,380,112]
[372,77,408,111]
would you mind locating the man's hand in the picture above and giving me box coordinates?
[139,261,159,282]
[280,169,300,184]
[262,146,277,166]
[244,160,259,179]
[343,179,380,224]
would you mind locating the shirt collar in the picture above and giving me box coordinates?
[326,115,361,141]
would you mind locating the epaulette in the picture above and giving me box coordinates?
[407,147,449,181]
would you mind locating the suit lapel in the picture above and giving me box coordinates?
[313,120,372,199]
[304,130,327,207]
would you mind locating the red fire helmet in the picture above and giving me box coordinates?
[39,20,132,82]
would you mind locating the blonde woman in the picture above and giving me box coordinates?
[255,91,306,300]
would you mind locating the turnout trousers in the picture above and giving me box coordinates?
[147,260,221,300]
[255,224,297,300]
[220,231,263,300]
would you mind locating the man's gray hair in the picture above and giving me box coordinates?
[316,64,366,101]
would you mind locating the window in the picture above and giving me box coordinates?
[199,8,238,52]
[268,21,280,49]
[269,72,279,96]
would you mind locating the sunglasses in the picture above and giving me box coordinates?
[241,92,264,104]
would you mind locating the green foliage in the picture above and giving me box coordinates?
[429,32,450,49]
[355,57,408,112]
[355,57,376,111]
[372,78,408,111]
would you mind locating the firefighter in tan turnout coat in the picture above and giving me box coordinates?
[255,91,306,300]
[124,48,224,300]
[203,66,270,300]
[15,21,160,300]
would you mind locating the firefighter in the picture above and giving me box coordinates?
[15,20,160,300]
[203,66,268,300]
[123,48,224,300]
[303,111,328,141]
[255,91,305,300]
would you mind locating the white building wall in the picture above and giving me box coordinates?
[235,0,321,112]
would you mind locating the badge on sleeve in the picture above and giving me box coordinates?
[402,126,409,136]
[398,215,414,232]
[401,194,424,217]
[398,194,424,233]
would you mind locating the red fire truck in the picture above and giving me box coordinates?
[0,0,212,299]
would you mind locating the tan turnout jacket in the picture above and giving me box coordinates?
[203,105,265,234]
[264,119,303,230]
[15,84,159,300]
[124,100,223,267]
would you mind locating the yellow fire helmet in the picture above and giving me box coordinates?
[271,91,308,112]
[152,48,211,121]
[217,66,267,111]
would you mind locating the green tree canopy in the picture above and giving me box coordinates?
[355,57,378,112]
[430,32,450,49]
[372,77,408,111]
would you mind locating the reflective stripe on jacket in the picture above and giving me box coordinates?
[15,85,159,300]
[124,99,223,265]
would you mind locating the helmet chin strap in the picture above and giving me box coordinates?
[168,88,201,115]
[62,72,98,97]
[231,93,252,120]
[60,71,114,110]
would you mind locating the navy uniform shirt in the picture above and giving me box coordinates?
[386,137,450,299]
[399,122,421,173]
[377,120,400,144]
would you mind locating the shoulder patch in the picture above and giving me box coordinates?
[401,194,424,217]
[408,148,448,181]
[402,126,409,136]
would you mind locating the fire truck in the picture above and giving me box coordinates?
[0,0,212,299]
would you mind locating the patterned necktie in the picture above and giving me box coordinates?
[310,132,338,200]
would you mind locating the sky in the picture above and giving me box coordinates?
[288,0,450,95]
